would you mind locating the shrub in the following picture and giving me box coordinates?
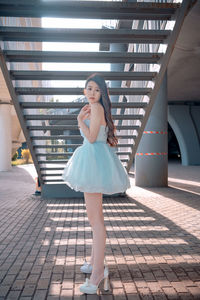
[12,151,18,161]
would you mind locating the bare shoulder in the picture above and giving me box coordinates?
[91,102,104,113]
[90,103,106,127]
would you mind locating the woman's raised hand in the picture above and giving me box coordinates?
[77,104,91,122]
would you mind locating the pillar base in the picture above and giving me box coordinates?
[135,156,168,187]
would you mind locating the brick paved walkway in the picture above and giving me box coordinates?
[0,161,200,300]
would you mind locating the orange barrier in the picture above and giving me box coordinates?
[143,131,167,134]
[136,152,167,156]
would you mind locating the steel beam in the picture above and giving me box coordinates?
[27,125,140,131]
[42,174,63,177]
[25,114,144,120]
[36,153,73,157]
[36,151,131,156]
[21,101,148,109]
[33,144,132,149]
[31,135,136,140]
[40,167,65,171]
[16,87,152,95]
[0,1,180,20]
[0,27,171,43]
[11,71,157,81]
[4,50,163,63]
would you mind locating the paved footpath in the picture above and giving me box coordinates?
[0,161,200,300]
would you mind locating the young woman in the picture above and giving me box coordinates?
[62,74,130,294]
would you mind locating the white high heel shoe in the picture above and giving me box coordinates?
[79,266,109,294]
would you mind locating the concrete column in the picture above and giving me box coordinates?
[135,72,168,187]
[0,102,12,171]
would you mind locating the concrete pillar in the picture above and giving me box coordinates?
[0,102,12,171]
[135,72,168,187]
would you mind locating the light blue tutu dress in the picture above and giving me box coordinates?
[62,119,130,194]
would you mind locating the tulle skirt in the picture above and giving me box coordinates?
[62,140,130,194]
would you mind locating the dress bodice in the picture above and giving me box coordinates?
[80,119,108,143]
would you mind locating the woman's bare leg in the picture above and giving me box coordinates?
[84,192,106,285]
[89,242,94,266]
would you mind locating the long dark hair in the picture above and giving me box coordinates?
[85,73,118,147]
